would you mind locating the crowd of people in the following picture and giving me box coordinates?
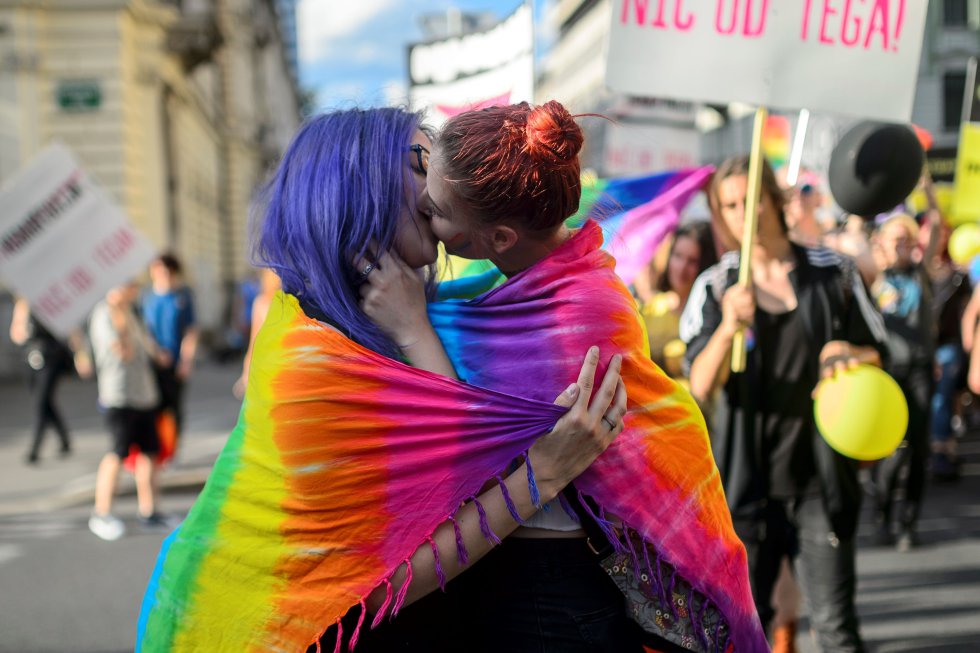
[8,253,199,540]
[7,101,978,653]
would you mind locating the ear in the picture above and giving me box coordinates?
[488,224,519,255]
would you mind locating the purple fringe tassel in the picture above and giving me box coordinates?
[695,594,710,652]
[450,515,469,565]
[666,568,679,621]
[524,450,541,507]
[471,496,502,546]
[641,540,656,590]
[428,536,446,590]
[655,552,668,612]
[557,492,578,521]
[714,609,725,653]
[623,526,643,582]
[496,475,524,525]
[576,490,626,554]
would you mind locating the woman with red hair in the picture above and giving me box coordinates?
[357,101,762,653]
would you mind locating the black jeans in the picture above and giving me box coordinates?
[27,358,71,458]
[735,495,865,653]
[875,364,932,531]
[313,537,644,653]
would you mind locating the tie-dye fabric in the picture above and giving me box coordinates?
[430,220,767,652]
[136,293,567,652]
[137,222,767,653]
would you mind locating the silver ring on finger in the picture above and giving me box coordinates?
[359,263,375,280]
[601,415,617,431]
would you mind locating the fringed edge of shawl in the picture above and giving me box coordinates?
[579,490,736,653]
[314,476,521,652]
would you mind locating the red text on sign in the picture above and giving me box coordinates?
[802,0,907,51]
[620,0,695,31]
[92,226,136,270]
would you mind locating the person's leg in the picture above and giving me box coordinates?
[899,365,932,548]
[733,505,790,636]
[134,453,157,518]
[174,376,186,437]
[131,409,163,521]
[930,344,962,479]
[874,373,912,543]
[792,495,864,653]
[771,556,802,653]
[26,366,56,461]
[94,453,122,516]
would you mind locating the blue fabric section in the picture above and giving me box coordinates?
[136,526,179,650]
[573,170,682,227]
[142,288,195,363]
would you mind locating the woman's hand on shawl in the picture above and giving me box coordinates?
[529,347,627,501]
[367,347,627,615]
[356,248,459,379]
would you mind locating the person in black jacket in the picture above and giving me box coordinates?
[681,156,887,653]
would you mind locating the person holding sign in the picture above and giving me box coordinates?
[681,155,887,652]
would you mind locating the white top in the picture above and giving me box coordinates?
[89,301,159,410]
[523,497,582,531]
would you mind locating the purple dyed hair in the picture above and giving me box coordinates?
[253,108,430,356]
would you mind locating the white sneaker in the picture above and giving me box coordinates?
[89,513,126,541]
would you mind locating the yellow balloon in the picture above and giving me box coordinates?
[814,365,908,461]
[948,223,980,265]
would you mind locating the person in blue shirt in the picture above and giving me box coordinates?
[141,253,198,436]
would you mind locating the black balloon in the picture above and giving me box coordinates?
[828,121,924,217]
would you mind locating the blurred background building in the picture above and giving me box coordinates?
[0,0,300,377]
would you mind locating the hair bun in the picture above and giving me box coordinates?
[524,100,583,166]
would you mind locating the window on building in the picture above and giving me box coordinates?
[943,0,969,26]
[944,71,967,130]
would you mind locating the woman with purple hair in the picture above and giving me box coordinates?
[252,107,628,651]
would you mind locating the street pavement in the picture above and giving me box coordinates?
[1,361,979,652]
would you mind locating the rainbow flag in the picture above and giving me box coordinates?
[137,222,766,653]
[439,166,713,291]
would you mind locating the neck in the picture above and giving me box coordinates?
[675,288,691,310]
[153,282,173,293]
[751,223,793,264]
[492,225,572,277]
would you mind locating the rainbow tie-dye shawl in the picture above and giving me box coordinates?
[137,221,767,653]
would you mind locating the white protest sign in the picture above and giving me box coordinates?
[606,0,928,123]
[0,143,156,337]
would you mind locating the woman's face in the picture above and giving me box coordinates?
[423,150,495,260]
[392,130,440,268]
[715,174,780,243]
[667,235,702,296]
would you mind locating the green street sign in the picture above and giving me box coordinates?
[57,80,101,112]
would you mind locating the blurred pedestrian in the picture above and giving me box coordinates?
[869,213,935,550]
[784,177,832,248]
[638,221,717,380]
[916,207,971,482]
[142,253,198,436]
[683,155,887,652]
[88,282,167,541]
[8,297,91,464]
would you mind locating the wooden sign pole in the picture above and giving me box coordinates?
[731,107,768,373]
